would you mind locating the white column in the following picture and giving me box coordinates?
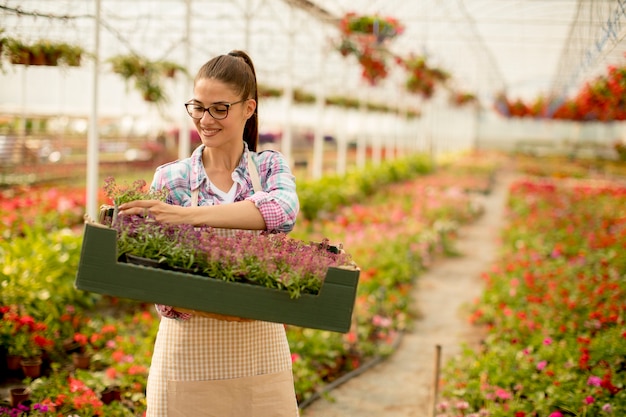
[311,43,327,179]
[178,0,192,159]
[86,0,101,221]
[336,111,348,175]
[356,89,368,168]
[280,7,296,167]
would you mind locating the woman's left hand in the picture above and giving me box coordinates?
[118,200,186,224]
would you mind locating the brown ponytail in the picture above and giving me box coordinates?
[195,50,259,151]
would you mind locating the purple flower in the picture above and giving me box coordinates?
[114,217,354,299]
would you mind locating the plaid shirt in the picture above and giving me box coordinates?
[150,144,299,233]
[150,144,299,320]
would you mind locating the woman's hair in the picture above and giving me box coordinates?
[195,50,259,152]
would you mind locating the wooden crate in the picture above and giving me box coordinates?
[75,222,360,333]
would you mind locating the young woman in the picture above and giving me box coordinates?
[119,50,299,417]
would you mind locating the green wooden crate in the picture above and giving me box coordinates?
[75,222,360,333]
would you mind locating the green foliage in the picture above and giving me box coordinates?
[297,154,432,221]
[0,225,99,320]
[440,176,626,416]
[0,152,497,414]
[103,176,167,206]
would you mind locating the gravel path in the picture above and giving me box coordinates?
[302,171,513,417]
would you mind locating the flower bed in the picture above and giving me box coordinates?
[438,176,626,416]
[0,152,500,414]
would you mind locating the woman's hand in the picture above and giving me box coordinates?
[118,200,187,224]
[174,308,254,322]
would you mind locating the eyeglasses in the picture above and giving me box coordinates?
[184,99,248,120]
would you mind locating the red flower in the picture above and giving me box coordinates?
[33,334,54,350]
[73,332,89,346]
[18,315,36,331]
[579,347,590,370]
[601,371,622,395]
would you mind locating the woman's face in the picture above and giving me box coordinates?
[189,78,256,150]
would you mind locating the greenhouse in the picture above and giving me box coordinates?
[1,0,625,416]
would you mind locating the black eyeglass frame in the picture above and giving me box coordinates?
[184,99,248,120]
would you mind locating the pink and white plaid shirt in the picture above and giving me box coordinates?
[149,143,299,319]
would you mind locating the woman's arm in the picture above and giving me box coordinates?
[117,199,266,229]
[118,151,298,230]
[247,151,299,232]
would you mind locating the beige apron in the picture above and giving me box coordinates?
[167,369,297,417]
[146,156,299,417]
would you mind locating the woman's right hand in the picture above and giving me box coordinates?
[174,308,254,322]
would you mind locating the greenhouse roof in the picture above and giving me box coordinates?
[1,0,625,105]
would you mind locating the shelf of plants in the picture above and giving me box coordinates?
[75,221,360,333]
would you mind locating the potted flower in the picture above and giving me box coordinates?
[155,60,187,79]
[29,40,56,66]
[108,53,145,81]
[102,176,168,225]
[258,84,283,98]
[70,331,95,369]
[136,76,167,103]
[0,30,6,56]
[6,37,30,65]
[9,386,30,407]
[340,13,405,42]
[107,54,170,105]
[58,42,85,67]
[401,55,449,98]
[335,13,404,85]
[11,330,44,378]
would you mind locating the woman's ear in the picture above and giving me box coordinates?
[245,99,257,119]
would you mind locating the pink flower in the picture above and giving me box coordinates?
[456,401,469,410]
[372,315,392,328]
[543,337,553,345]
[537,360,547,371]
[495,388,512,400]
[587,376,602,386]
[602,404,612,412]
[585,396,594,405]
[548,412,563,417]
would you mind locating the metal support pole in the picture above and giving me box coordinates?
[281,4,295,167]
[312,41,327,179]
[430,344,442,417]
[178,0,192,159]
[86,0,101,221]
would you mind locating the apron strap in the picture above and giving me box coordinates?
[191,155,261,206]
[247,155,262,195]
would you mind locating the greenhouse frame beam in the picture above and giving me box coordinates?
[550,0,626,99]
[281,0,338,23]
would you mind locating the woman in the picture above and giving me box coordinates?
[118,50,299,417]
